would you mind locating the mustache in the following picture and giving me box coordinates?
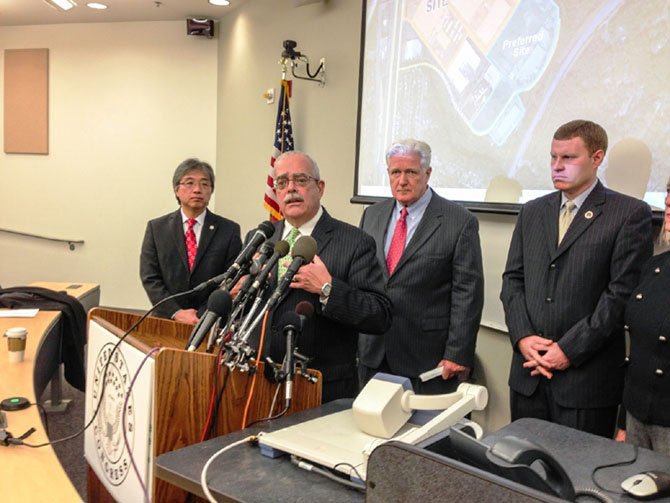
[284,194,304,204]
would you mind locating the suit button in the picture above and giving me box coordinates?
[635,293,643,300]
[624,325,629,330]
[549,263,556,269]
[624,356,630,363]
[655,267,661,274]
[656,369,664,376]
[545,297,552,303]
[660,336,667,343]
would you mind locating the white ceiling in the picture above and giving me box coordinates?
[0,0,249,27]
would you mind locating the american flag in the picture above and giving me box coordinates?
[264,79,294,220]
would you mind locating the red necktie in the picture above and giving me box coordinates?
[185,218,197,271]
[386,207,408,274]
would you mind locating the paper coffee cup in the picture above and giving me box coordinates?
[4,327,27,363]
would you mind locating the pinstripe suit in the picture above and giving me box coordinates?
[501,181,652,428]
[358,190,484,393]
[259,208,392,402]
[140,209,242,318]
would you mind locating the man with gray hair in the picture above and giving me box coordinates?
[358,139,484,394]
[140,158,242,323]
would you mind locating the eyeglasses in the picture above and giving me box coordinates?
[178,180,212,190]
[388,168,423,179]
[274,174,319,190]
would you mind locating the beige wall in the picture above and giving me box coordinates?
[0,2,514,431]
[0,21,219,310]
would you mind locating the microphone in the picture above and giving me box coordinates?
[283,301,315,408]
[240,240,290,305]
[232,241,277,305]
[186,289,232,352]
[267,236,318,308]
[192,221,274,292]
[295,300,315,322]
[249,241,275,276]
[233,220,275,271]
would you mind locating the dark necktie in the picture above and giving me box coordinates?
[386,207,408,274]
[185,218,197,271]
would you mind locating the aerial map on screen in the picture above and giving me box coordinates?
[357,0,670,209]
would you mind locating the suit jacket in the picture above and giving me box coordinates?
[358,190,484,380]
[254,209,392,403]
[623,251,670,426]
[501,181,653,408]
[140,208,242,318]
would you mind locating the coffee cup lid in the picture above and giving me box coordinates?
[4,327,27,338]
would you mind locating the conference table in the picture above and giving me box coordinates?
[0,282,98,501]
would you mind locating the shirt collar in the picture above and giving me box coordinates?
[282,206,323,238]
[394,186,433,215]
[561,178,598,210]
[181,209,206,226]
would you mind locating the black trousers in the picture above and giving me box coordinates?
[510,378,618,438]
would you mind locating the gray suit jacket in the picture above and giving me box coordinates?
[140,209,242,318]
[358,190,484,378]
[501,181,653,408]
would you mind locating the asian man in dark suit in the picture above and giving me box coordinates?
[140,158,242,323]
[251,151,392,403]
[501,120,653,437]
[358,139,484,394]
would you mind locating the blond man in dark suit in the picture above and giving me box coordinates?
[501,120,653,437]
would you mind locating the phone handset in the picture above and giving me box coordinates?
[488,436,576,501]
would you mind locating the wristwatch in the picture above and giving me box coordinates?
[320,282,332,299]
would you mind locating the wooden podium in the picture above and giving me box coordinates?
[85,308,322,502]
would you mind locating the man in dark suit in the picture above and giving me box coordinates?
[140,158,242,323]
[358,139,484,394]
[257,151,392,402]
[501,120,653,437]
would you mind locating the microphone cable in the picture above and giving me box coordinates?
[241,310,271,429]
[15,289,193,449]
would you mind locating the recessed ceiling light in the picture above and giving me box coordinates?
[44,0,77,11]
[208,0,230,6]
[87,2,108,9]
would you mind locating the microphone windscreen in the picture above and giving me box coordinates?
[291,235,317,262]
[295,301,315,319]
[279,310,302,329]
[274,240,290,257]
[207,289,233,317]
[257,220,275,238]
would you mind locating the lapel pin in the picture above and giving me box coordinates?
[584,210,594,219]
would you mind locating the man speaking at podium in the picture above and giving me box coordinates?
[256,151,391,402]
[140,158,242,324]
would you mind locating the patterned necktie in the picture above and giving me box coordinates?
[386,207,408,274]
[278,227,301,279]
[558,200,576,244]
[185,218,198,271]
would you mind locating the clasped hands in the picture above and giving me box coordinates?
[518,335,570,379]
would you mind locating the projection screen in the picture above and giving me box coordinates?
[354,0,670,212]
